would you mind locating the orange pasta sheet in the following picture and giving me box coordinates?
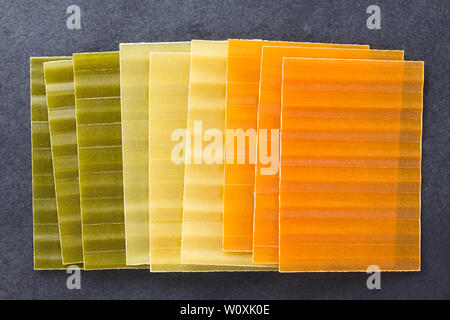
[253,46,404,264]
[279,57,423,271]
[224,40,369,252]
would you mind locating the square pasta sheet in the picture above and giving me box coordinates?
[279,57,423,271]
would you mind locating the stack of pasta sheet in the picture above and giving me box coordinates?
[31,39,423,272]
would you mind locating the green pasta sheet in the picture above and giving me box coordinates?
[73,52,128,270]
[44,60,83,265]
[31,57,70,269]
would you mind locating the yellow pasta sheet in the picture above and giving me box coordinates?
[224,40,370,252]
[149,52,192,271]
[181,40,274,269]
[148,52,241,272]
[120,42,191,265]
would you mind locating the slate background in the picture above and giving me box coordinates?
[0,0,449,300]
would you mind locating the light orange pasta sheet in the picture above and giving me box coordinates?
[279,57,423,271]
[224,40,370,252]
[253,46,404,264]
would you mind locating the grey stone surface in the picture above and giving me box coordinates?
[0,0,449,299]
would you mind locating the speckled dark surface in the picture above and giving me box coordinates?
[0,0,449,299]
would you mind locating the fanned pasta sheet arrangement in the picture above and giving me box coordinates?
[31,38,424,272]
